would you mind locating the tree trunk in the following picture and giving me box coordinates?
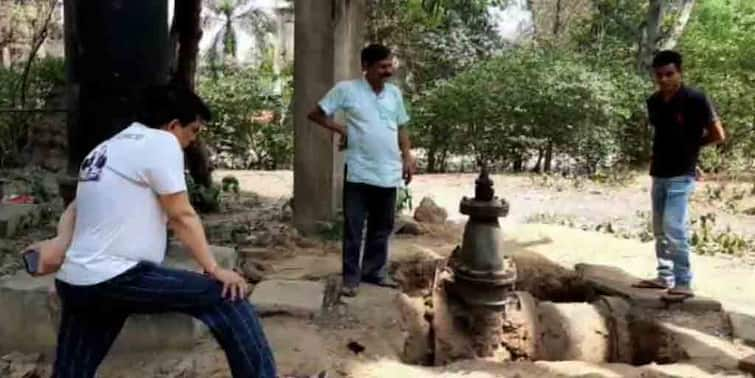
[513,154,523,172]
[440,148,448,173]
[553,0,563,36]
[533,147,543,173]
[169,0,212,188]
[637,0,695,75]
[638,0,665,75]
[65,1,171,174]
[18,0,57,107]
[544,141,553,173]
[427,145,437,173]
[659,0,695,51]
[170,0,203,89]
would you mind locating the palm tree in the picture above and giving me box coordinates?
[199,0,278,67]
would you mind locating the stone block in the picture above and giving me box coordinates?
[575,263,722,312]
[0,243,237,355]
[414,197,448,224]
[0,204,41,238]
[726,303,755,347]
[250,280,324,318]
[238,247,277,260]
[166,241,237,271]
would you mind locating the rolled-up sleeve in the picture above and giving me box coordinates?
[318,83,346,117]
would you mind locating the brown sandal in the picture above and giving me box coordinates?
[632,278,670,289]
[280,372,327,378]
[666,286,694,298]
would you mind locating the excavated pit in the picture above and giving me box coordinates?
[391,253,688,368]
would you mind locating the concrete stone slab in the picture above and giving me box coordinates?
[166,241,237,270]
[266,255,339,281]
[0,243,237,355]
[0,270,205,356]
[575,263,722,312]
[251,280,324,318]
[238,247,277,260]
[726,303,755,347]
[659,322,753,371]
[0,204,41,238]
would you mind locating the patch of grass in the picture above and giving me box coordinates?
[527,210,754,258]
[698,183,750,214]
[525,213,579,227]
[589,167,636,187]
[221,175,240,194]
[397,186,413,213]
[690,213,752,256]
[187,175,222,213]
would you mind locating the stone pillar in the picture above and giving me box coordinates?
[293,0,365,233]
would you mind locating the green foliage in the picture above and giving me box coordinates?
[0,57,65,168]
[316,217,344,242]
[197,59,293,170]
[221,175,241,194]
[525,210,654,242]
[203,0,277,67]
[1,167,54,204]
[589,166,636,187]
[411,48,650,172]
[690,213,751,256]
[186,175,222,213]
[697,182,750,214]
[396,186,413,213]
[367,0,506,96]
[571,0,646,66]
[679,0,755,174]
[529,209,753,258]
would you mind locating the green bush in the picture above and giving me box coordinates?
[411,48,650,173]
[186,174,222,213]
[197,61,293,170]
[690,213,752,256]
[0,57,65,168]
[679,0,755,174]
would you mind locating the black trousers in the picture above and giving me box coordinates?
[341,181,397,287]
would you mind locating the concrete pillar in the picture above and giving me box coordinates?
[293,0,365,233]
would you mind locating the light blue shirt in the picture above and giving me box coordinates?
[319,78,410,188]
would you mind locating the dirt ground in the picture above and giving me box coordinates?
[4,169,755,377]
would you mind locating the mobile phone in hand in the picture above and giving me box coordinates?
[22,249,40,275]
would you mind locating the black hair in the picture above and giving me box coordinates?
[137,84,212,128]
[652,50,683,71]
[361,44,392,67]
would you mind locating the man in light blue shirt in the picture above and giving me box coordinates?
[308,44,416,297]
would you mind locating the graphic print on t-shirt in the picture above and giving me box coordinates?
[78,144,108,182]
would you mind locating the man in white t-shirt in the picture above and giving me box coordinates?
[27,86,276,377]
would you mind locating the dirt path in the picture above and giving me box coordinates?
[217,169,755,313]
[216,170,755,232]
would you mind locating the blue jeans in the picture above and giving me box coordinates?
[342,181,397,287]
[52,262,276,378]
[651,175,696,287]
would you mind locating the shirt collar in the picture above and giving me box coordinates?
[361,77,386,98]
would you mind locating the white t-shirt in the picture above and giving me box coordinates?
[56,123,187,285]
